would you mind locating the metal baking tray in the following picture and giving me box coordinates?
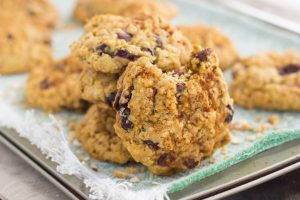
[1,0,300,199]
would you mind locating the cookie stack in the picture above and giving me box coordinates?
[72,15,233,175]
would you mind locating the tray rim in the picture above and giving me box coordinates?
[1,0,300,199]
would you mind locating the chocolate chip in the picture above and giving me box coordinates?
[143,140,160,150]
[43,39,51,46]
[278,63,300,75]
[95,43,109,53]
[117,32,133,42]
[114,49,140,61]
[141,47,154,56]
[195,48,213,62]
[155,36,163,49]
[39,79,52,89]
[183,158,199,169]
[157,153,175,166]
[6,34,14,40]
[176,83,186,93]
[105,92,117,106]
[225,104,234,123]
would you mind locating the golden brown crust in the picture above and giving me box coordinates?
[76,104,132,164]
[113,46,232,175]
[26,56,88,112]
[230,51,300,111]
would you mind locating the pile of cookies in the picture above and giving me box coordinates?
[71,15,233,175]
[2,0,300,176]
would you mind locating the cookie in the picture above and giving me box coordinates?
[1,0,58,29]
[26,56,89,112]
[76,104,132,164]
[73,0,177,23]
[0,0,57,74]
[178,23,239,70]
[0,21,53,74]
[71,14,191,74]
[80,68,119,106]
[113,46,232,175]
[230,51,300,111]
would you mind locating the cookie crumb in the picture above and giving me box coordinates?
[254,123,270,133]
[208,156,216,164]
[125,166,144,174]
[69,119,76,131]
[267,115,280,126]
[114,170,129,179]
[129,176,140,183]
[90,163,98,172]
[79,156,89,162]
[245,135,256,142]
[221,146,227,155]
[230,121,252,131]
[231,135,242,145]
[255,115,262,122]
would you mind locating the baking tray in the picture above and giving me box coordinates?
[1,0,300,199]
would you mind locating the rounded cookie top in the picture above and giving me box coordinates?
[230,51,300,111]
[71,14,191,74]
[113,47,232,175]
[26,56,89,112]
[80,67,118,106]
[73,0,177,23]
[178,23,239,70]
[1,0,58,29]
[0,21,53,74]
[76,104,132,164]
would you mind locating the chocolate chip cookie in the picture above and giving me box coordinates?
[113,46,232,175]
[73,0,177,23]
[71,14,191,74]
[230,50,300,111]
[26,56,89,112]
[178,23,239,70]
[80,68,118,106]
[76,104,132,164]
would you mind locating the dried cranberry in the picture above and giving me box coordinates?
[113,93,121,111]
[6,34,14,40]
[155,36,163,49]
[120,111,134,131]
[278,63,300,75]
[117,32,133,42]
[176,83,186,93]
[39,79,52,89]
[195,48,213,62]
[157,153,175,166]
[105,92,117,106]
[95,43,109,54]
[114,49,140,61]
[141,47,154,56]
[183,158,199,169]
[143,140,160,150]
[225,104,234,123]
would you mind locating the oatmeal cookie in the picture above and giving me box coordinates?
[73,0,177,23]
[71,14,191,74]
[26,56,89,112]
[230,51,300,111]
[1,0,58,29]
[0,21,53,74]
[80,68,119,106]
[76,104,132,164]
[178,23,239,70]
[113,46,232,175]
